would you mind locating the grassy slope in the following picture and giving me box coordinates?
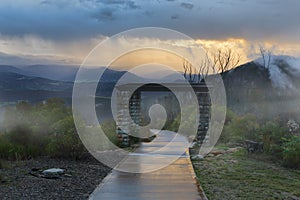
[192,147,300,200]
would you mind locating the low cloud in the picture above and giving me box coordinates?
[180,2,194,10]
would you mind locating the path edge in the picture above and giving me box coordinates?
[187,150,208,200]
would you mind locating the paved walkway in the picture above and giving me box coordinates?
[89,130,207,200]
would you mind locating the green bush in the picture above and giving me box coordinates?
[220,114,259,144]
[0,135,10,159]
[166,105,198,137]
[282,136,300,168]
[46,116,86,159]
[217,108,300,169]
[0,98,89,160]
[259,121,288,155]
[0,126,48,160]
[102,121,119,146]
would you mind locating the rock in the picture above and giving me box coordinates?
[189,142,198,148]
[64,173,72,178]
[43,168,64,174]
[42,168,65,179]
[245,140,263,153]
[210,150,225,156]
[226,147,242,154]
[191,154,204,160]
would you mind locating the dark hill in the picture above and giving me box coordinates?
[0,72,73,102]
[222,60,300,120]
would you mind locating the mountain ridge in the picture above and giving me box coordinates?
[1,56,300,120]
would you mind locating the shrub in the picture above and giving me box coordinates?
[0,135,10,159]
[101,121,119,146]
[166,105,198,137]
[6,125,32,147]
[46,116,86,159]
[220,114,259,144]
[282,136,300,168]
[0,126,48,160]
[0,99,87,160]
[259,121,288,155]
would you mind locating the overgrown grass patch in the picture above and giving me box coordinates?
[193,147,300,200]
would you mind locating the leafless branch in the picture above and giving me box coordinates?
[259,45,272,69]
[212,47,241,74]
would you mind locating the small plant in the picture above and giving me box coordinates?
[282,136,300,168]
[287,119,300,135]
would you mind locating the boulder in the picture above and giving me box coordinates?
[42,168,65,179]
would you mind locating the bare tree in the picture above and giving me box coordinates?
[188,62,196,82]
[182,55,214,83]
[196,56,210,83]
[182,59,196,82]
[182,56,212,83]
[259,45,272,69]
[196,62,203,83]
[212,47,241,74]
[182,59,189,80]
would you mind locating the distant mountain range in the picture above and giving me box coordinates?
[0,71,73,102]
[0,65,142,102]
[1,56,300,120]
[21,65,79,81]
[0,65,104,82]
[1,64,146,82]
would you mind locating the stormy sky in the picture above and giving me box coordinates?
[0,0,299,65]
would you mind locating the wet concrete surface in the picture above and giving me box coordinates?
[89,130,206,200]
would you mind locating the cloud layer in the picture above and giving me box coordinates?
[0,0,299,64]
[0,0,299,41]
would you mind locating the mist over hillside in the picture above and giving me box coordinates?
[223,55,300,120]
[1,55,300,121]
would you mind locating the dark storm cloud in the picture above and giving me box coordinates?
[91,8,116,21]
[96,0,140,9]
[89,1,140,22]
[180,2,194,10]
[0,0,299,43]
[171,14,179,20]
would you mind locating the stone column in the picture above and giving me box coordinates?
[196,90,211,145]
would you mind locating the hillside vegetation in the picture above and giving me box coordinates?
[193,148,300,200]
[0,98,119,161]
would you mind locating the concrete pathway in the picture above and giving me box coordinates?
[89,130,207,200]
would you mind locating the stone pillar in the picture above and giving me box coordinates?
[115,90,141,147]
[196,90,211,144]
[129,91,141,144]
[116,90,130,147]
